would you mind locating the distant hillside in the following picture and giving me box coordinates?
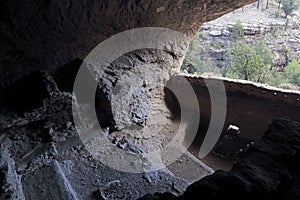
[182,1,300,90]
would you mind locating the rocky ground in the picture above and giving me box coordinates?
[139,118,300,200]
[2,69,299,200]
[0,70,213,200]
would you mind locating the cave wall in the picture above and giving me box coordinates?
[140,118,300,200]
[169,75,300,141]
[0,0,257,168]
[0,0,255,87]
[4,0,296,199]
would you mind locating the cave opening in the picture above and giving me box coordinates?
[0,0,299,199]
[181,2,300,91]
[180,1,300,171]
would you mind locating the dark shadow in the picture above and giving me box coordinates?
[0,71,50,113]
[52,58,82,92]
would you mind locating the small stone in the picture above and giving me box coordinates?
[209,30,222,37]
[143,174,152,184]
[118,140,128,149]
[222,29,231,37]
[66,121,72,129]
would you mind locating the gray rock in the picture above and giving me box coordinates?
[0,139,26,200]
[209,30,222,37]
[140,119,300,200]
[222,29,231,37]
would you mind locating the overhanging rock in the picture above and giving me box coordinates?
[0,0,255,87]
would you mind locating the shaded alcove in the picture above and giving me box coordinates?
[6,0,300,199]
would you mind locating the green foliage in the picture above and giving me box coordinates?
[182,35,216,75]
[198,31,206,38]
[182,35,202,74]
[284,17,289,30]
[181,17,300,90]
[284,45,290,53]
[283,60,300,86]
[263,60,300,89]
[263,68,285,86]
[281,0,299,18]
[270,25,281,38]
[222,40,272,82]
[278,83,300,90]
[254,40,273,68]
[231,20,244,39]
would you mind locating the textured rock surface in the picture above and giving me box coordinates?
[168,75,300,169]
[0,1,256,168]
[0,0,255,87]
[139,118,300,200]
[1,66,299,199]
[176,75,300,141]
[0,72,194,200]
[4,0,297,199]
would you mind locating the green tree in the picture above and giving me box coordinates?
[283,60,300,86]
[281,0,299,18]
[263,68,284,86]
[223,41,272,82]
[231,20,244,39]
[182,33,215,75]
[182,34,202,74]
[254,40,273,68]
[263,60,300,89]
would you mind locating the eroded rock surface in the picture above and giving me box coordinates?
[169,75,300,169]
[1,63,299,200]
[0,0,255,87]
[0,72,193,200]
[139,118,300,200]
[4,0,296,199]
